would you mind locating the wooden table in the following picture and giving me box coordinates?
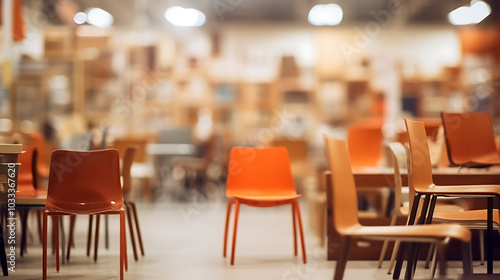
[0,144,22,276]
[325,167,500,261]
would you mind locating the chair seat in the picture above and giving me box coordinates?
[347,223,471,242]
[433,209,500,227]
[232,194,301,202]
[455,153,500,167]
[46,200,123,215]
[422,184,500,196]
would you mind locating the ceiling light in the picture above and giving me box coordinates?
[74,12,87,24]
[164,6,206,27]
[308,4,343,26]
[448,0,491,25]
[86,7,114,28]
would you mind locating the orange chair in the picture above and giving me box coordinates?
[223,147,306,265]
[392,119,500,278]
[42,149,126,280]
[441,112,500,167]
[347,123,383,169]
[323,136,472,280]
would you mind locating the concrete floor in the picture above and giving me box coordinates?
[6,199,499,280]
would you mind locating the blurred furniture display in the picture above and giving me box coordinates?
[347,121,389,217]
[377,142,465,274]
[150,127,197,198]
[392,119,500,278]
[15,146,48,257]
[269,138,315,192]
[25,132,51,179]
[0,143,23,276]
[113,137,154,202]
[441,112,500,167]
[347,122,383,169]
[223,147,307,265]
[42,149,126,280]
[168,134,215,197]
[323,136,472,280]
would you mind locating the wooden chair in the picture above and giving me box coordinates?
[323,135,472,280]
[392,119,500,279]
[223,147,306,265]
[441,112,500,167]
[377,142,464,274]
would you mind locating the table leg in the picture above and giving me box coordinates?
[487,197,493,274]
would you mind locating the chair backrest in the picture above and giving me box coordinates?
[18,146,37,197]
[46,149,123,214]
[113,138,148,163]
[347,124,383,169]
[441,112,498,167]
[388,142,406,216]
[404,119,434,192]
[121,146,138,196]
[323,136,360,234]
[226,147,296,198]
[269,139,308,163]
[27,132,49,175]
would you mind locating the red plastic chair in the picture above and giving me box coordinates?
[223,147,307,265]
[42,149,126,280]
[441,112,500,167]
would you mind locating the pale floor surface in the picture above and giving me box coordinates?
[6,201,500,280]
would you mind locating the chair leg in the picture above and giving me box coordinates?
[437,241,447,277]
[292,203,297,256]
[42,211,48,280]
[387,240,400,274]
[120,210,125,280]
[67,215,76,261]
[125,203,138,261]
[20,209,28,257]
[461,241,473,275]
[87,215,93,257]
[479,230,485,265]
[294,201,307,264]
[430,244,438,280]
[378,215,398,268]
[230,201,240,265]
[37,210,43,243]
[425,243,436,268]
[0,211,8,276]
[334,236,352,280]
[105,215,109,250]
[223,200,234,258]
[94,215,100,262]
[53,216,60,272]
[130,202,144,256]
[393,194,422,280]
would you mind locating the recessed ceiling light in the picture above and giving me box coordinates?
[308,4,343,26]
[164,6,206,27]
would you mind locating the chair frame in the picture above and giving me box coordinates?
[42,149,127,280]
[392,119,500,279]
[222,146,307,265]
[324,135,473,280]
